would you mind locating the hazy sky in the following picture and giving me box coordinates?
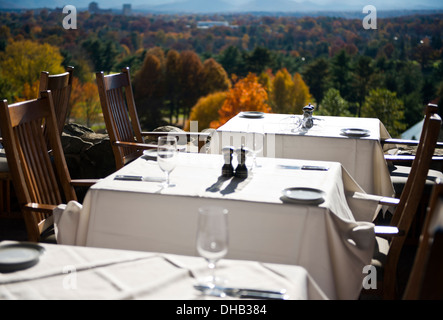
[4,0,443,10]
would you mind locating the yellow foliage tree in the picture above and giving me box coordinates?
[210,73,271,128]
[185,91,227,131]
[271,68,294,114]
[0,40,64,99]
[292,72,312,114]
[270,69,312,115]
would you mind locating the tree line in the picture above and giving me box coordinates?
[0,10,442,136]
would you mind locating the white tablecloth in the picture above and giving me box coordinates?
[0,241,326,300]
[57,153,382,299]
[209,113,394,198]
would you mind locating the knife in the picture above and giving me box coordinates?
[114,175,165,182]
[194,284,289,300]
[278,165,329,171]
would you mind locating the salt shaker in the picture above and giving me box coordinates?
[302,103,314,129]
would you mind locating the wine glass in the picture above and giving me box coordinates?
[157,136,178,188]
[246,123,265,169]
[196,206,229,292]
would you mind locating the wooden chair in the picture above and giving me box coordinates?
[0,91,94,243]
[368,108,442,299]
[0,67,75,218]
[382,103,443,242]
[403,181,443,300]
[39,66,74,135]
[96,67,210,170]
[383,104,443,196]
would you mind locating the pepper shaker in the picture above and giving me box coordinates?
[235,145,248,179]
[222,146,235,177]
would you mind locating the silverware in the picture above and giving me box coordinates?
[114,175,165,182]
[194,284,289,300]
[278,165,329,171]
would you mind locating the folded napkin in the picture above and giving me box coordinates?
[53,201,82,245]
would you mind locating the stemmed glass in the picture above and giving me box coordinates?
[196,206,229,291]
[246,123,265,169]
[157,136,178,188]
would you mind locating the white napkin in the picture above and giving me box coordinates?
[53,201,83,245]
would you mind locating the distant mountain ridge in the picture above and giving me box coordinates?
[2,0,443,13]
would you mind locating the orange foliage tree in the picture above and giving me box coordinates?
[70,78,102,128]
[210,73,271,128]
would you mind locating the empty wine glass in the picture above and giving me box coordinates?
[196,206,229,291]
[157,136,177,188]
[246,123,264,169]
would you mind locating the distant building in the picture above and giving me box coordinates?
[88,2,112,14]
[122,4,131,16]
[88,2,99,13]
[197,21,230,29]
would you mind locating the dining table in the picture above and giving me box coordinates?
[54,152,384,300]
[0,241,327,300]
[208,112,395,199]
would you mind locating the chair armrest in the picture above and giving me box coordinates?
[23,203,58,214]
[382,138,443,148]
[114,140,158,149]
[374,226,405,237]
[378,197,400,207]
[141,131,210,138]
[385,155,443,162]
[71,179,98,187]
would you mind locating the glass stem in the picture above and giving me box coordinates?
[208,261,216,284]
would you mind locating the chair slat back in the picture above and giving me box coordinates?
[0,91,76,241]
[403,181,443,299]
[390,103,439,226]
[96,67,144,169]
[39,66,74,135]
[383,108,442,299]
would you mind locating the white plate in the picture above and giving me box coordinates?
[281,187,325,205]
[240,111,264,119]
[0,243,45,273]
[340,128,370,137]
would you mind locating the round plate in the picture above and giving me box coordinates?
[340,128,370,137]
[281,187,325,205]
[240,111,264,119]
[0,243,45,273]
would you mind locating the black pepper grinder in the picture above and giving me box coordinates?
[222,146,235,177]
[234,145,248,179]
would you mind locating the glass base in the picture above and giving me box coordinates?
[195,277,228,297]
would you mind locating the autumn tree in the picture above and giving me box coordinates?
[185,91,227,131]
[292,72,312,114]
[179,50,204,124]
[271,68,294,114]
[211,73,271,128]
[270,69,311,114]
[201,58,231,96]
[0,40,64,99]
[165,49,182,124]
[70,81,102,128]
[133,51,167,130]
